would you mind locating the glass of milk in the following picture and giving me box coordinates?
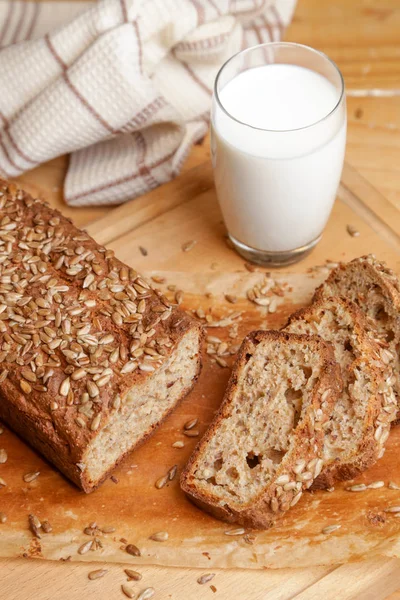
[211,42,346,266]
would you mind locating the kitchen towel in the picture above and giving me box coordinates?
[0,0,296,206]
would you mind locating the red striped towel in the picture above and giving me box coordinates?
[0,0,296,206]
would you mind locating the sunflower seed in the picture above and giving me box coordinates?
[182,240,197,252]
[346,484,367,492]
[125,569,142,581]
[275,474,290,485]
[41,520,52,533]
[78,540,93,554]
[137,588,155,600]
[346,225,360,237]
[149,531,168,542]
[122,584,135,598]
[155,474,169,489]
[367,480,385,489]
[0,477,6,487]
[215,356,228,368]
[321,524,341,535]
[184,418,198,431]
[0,449,7,464]
[20,380,32,394]
[0,512,6,523]
[197,573,215,585]
[28,514,41,538]
[23,471,40,483]
[90,414,101,432]
[59,377,70,396]
[88,569,108,580]
[71,368,86,381]
[225,294,237,304]
[388,481,400,490]
[101,526,116,534]
[224,528,245,536]
[125,543,141,556]
[87,380,99,398]
[175,290,184,305]
[168,465,177,481]
[385,506,400,513]
[172,440,184,448]
[139,246,148,256]
[183,429,199,437]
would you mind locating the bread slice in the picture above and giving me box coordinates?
[314,255,400,421]
[180,331,341,529]
[0,179,203,492]
[285,297,396,488]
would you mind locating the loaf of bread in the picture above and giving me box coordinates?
[180,331,341,528]
[0,179,203,492]
[285,297,396,488]
[314,255,400,421]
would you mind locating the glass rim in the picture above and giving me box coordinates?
[213,41,345,133]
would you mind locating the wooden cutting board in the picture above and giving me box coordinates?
[1,162,400,579]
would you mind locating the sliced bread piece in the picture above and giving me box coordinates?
[314,255,400,421]
[285,297,396,488]
[180,331,341,529]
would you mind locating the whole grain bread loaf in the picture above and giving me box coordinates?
[0,179,203,492]
[285,297,396,488]
[314,255,400,421]
[180,331,341,529]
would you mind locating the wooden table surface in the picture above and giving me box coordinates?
[2,0,400,598]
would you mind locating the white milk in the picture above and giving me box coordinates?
[212,64,346,253]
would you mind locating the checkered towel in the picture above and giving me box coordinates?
[0,0,296,206]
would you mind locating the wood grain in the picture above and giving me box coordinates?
[2,0,400,598]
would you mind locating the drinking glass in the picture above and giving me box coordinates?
[211,42,346,267]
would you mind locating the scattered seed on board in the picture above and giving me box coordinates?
[155,474,169,489]
[122,584,135,598]
[197,573,215,585]
[78,540,93,555]
[367,481,385,489]
[346,225,360,237]
[184,418,198,431]
[215,356,228,368]
[139,246,148,256]
[224,528,245,536]
[182,240,197,252]
[125,569,142,581]
[346,484,367,492]
[137,588,155,600]
[28,514,42,539]
[101,526,116,534]
[172,441,185,448]
[321,524,341,535]
[175,290,184,305]
[388,481,400,490]
[23,471,40,483]
[385,506,400,513]
[125,543,141,557]
[42,520,52,533]
[225,294,237,304]
[168,465,177,481]
[149,531,169,542]
[0,449,7,464]
[0,512,6,523]
[183,429,199,438]
[88,569,108,581]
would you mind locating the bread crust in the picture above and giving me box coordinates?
[181,331,342,529]
[285,297,394,488]
[314,254,400,422]
[0,179,203,492]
